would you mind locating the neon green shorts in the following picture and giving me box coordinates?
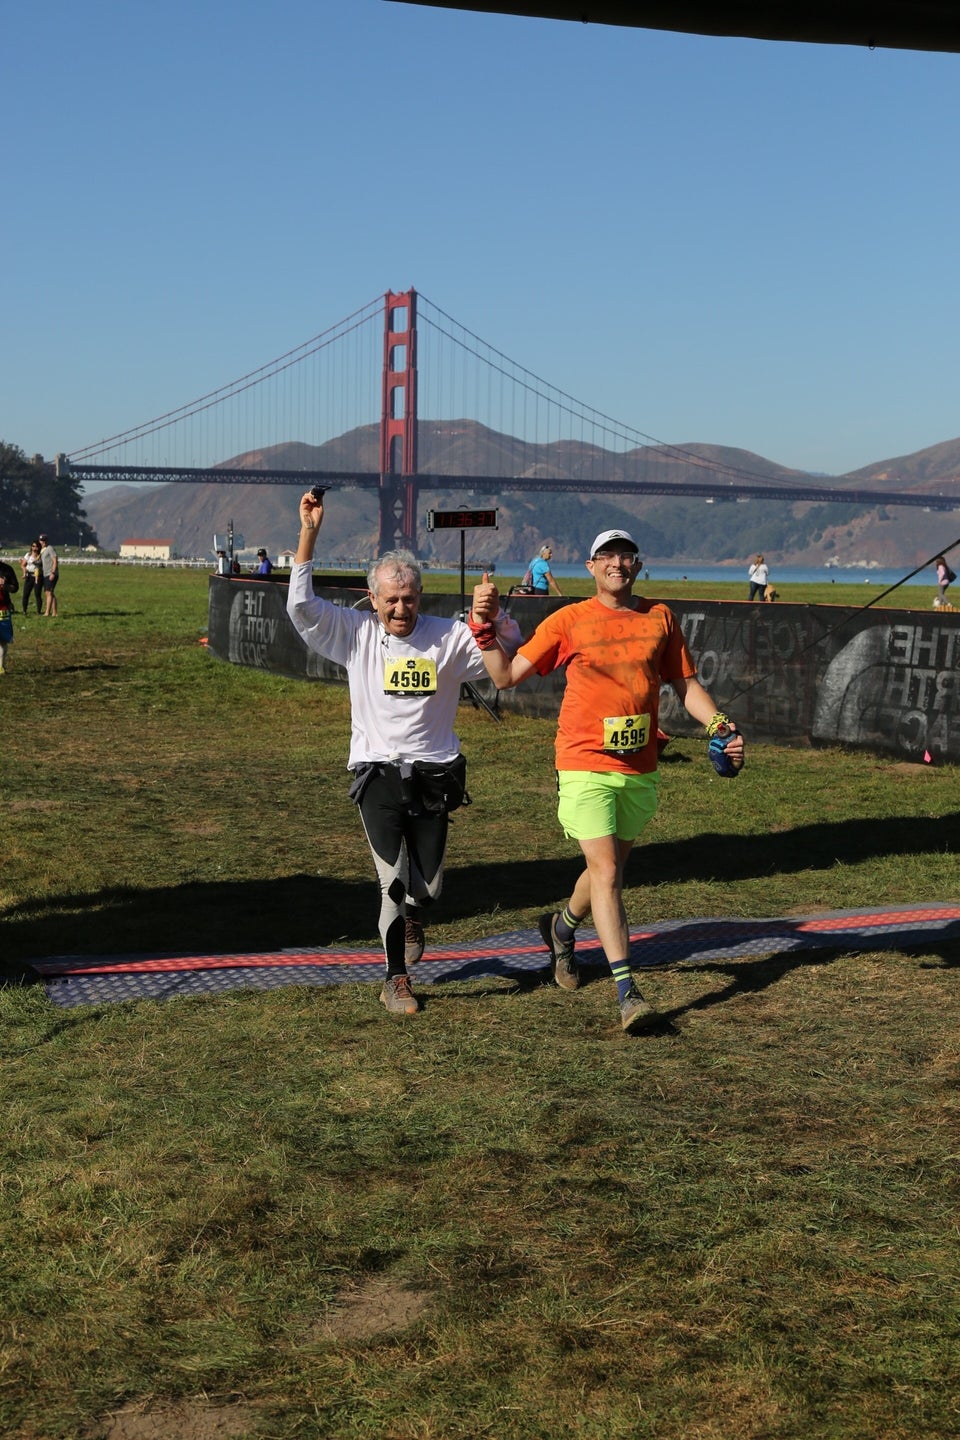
[556,769,659,842]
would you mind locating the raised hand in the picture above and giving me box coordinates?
[471,571,500,622]
[299,489,325,532]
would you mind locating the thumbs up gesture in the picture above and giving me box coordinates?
[471,572,500,622]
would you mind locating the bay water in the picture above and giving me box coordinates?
[436,560,936,589]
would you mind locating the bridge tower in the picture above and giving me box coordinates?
[378,289,419,553]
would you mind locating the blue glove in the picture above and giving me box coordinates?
[708,722,742,778]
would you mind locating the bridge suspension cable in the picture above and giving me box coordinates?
[416,291,807,492]
[65,287,838,493]
[66,295,384,465]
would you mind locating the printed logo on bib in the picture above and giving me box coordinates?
[384,656,438,694]
[602,713,650,752]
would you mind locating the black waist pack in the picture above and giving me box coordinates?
[348,756,471,815]
[413,754,471,814]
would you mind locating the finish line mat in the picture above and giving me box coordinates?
[31,902,960,1008]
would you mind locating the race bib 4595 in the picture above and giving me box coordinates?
[602,713,650,752]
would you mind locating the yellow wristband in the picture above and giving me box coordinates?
[707,712,732,739]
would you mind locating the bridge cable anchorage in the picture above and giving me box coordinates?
[726,536,960,706]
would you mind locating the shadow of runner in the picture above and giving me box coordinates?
[5,810,959,972]
[0,959,46,990]
[653,946,847,1030]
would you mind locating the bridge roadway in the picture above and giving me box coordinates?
[61,461,960,513]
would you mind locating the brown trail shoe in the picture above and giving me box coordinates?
[619,986,657,1033]
[404,917,425,965]
[538,912,580,990]
[380,973,420,1016]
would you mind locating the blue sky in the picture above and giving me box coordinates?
[4,0,959,477]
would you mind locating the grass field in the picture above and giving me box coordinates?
[2,565,959,1440]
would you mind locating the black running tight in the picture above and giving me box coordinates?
[356,766,448,974]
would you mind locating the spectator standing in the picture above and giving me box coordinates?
[255,548,273,576]
[747,554,768,602]
[20,542,43,614]
[38,534,58,616]
[934,556,955,606]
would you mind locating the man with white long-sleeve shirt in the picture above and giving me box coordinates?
[286,489,520,1017]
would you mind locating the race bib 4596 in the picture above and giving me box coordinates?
[384,657,438,694]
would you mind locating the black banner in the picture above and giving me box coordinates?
[207,577,960,763]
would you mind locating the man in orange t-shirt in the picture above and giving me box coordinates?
[470,529,744,1034]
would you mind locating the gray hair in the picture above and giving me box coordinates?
[368,549,422,595]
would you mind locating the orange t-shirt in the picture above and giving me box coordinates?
[519,596,697,773]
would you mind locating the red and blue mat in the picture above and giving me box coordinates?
[32,902,960,1008]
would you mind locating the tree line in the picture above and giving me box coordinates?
[0,442,98,547]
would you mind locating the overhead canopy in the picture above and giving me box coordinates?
[391,1,960,53]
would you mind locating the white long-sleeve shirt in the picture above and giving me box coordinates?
[287,561,519,769]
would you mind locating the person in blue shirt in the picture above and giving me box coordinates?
[255,548,273,576]
[528,544,562,596]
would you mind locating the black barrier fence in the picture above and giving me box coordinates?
[207,576,960,763]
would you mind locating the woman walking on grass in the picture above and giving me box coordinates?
[747,554,769,602]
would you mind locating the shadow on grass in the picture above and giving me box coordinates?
[651,946,845,1030]
[557,937,960,1034]
[627,811,960,890]
[48,661,124,675]
[423,951,842,1017]
[69,610,146,620]
[0,960,48,990]
[2,811,959,977]
[650,935,960,1027]
[1,874,375,972]
[917,948,960,969]
[444,810,960,917]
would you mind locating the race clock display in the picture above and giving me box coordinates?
[427,508,498,530]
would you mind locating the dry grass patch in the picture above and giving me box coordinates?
[311,1276,434,1342]
[100,1400,261,1440]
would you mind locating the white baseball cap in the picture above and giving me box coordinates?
[590,529,639,557]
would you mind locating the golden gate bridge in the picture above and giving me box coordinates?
[57,289,960,553]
